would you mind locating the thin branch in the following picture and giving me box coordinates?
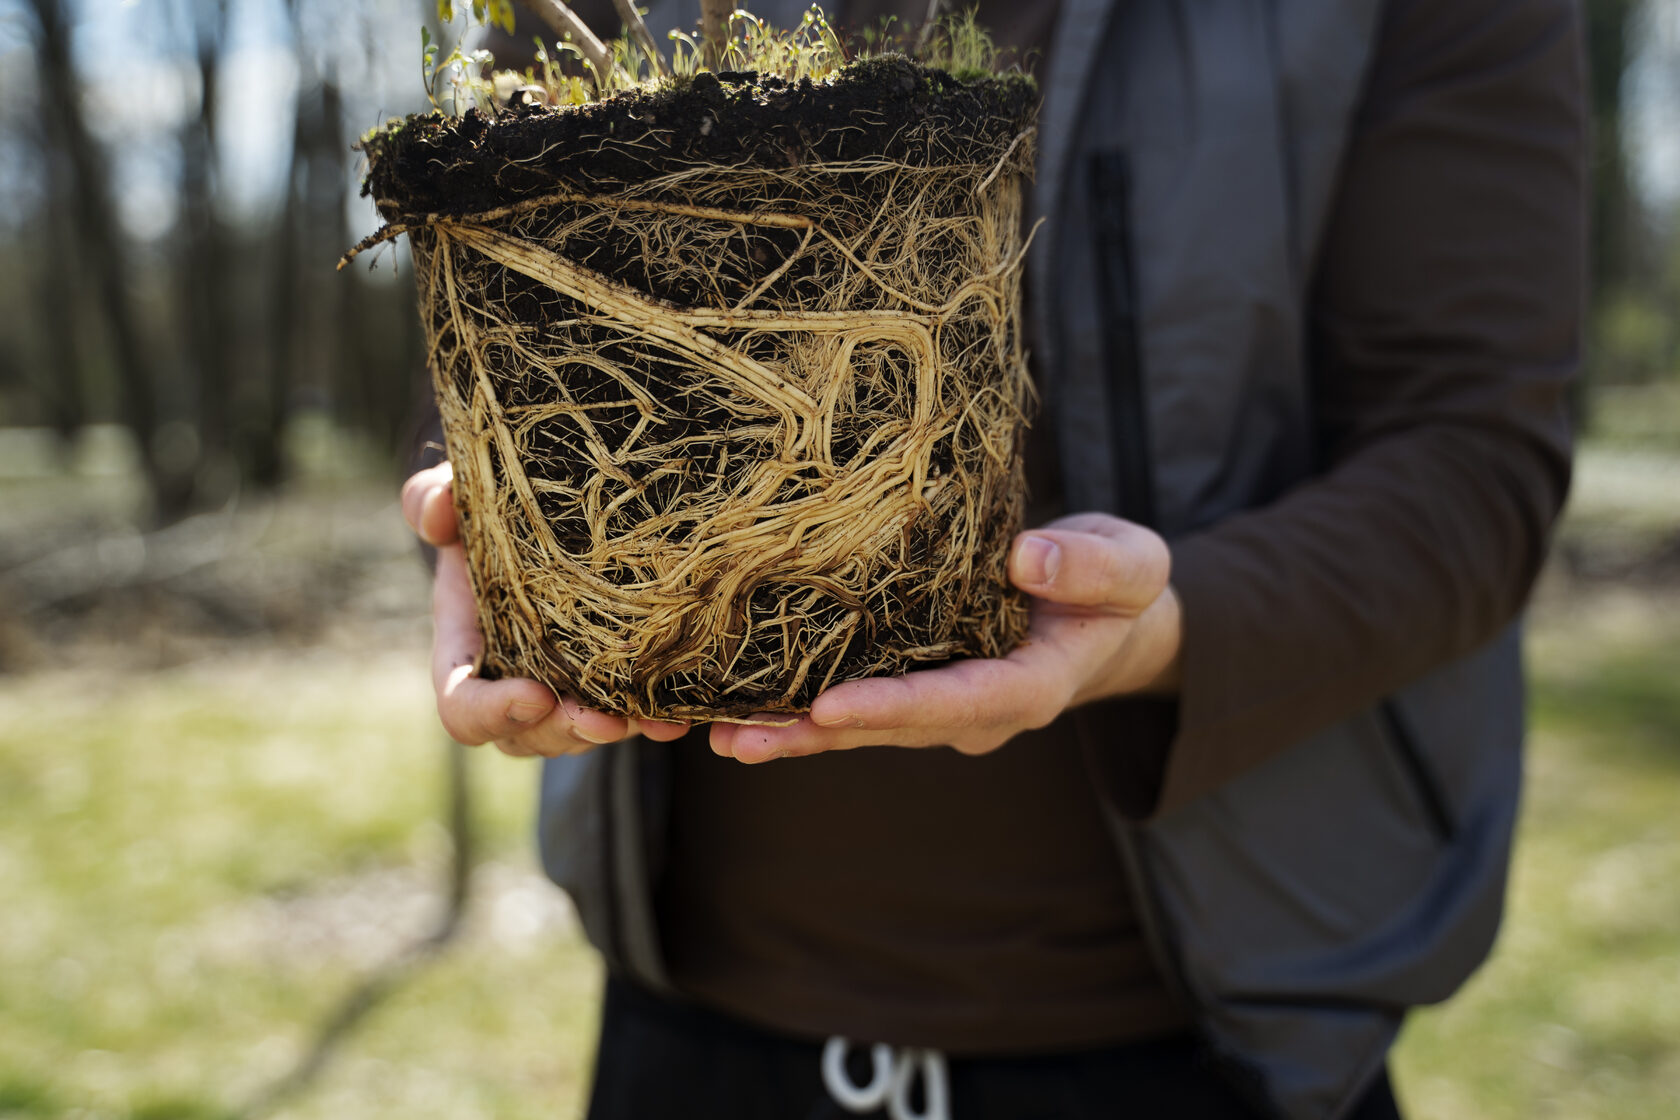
[914,0,944,53]
[516,0,613,84]
[612,0,665,75]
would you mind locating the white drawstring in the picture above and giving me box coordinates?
[821,1036,951,1120]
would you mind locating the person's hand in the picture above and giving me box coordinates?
[401,462,691,757]
[708,512,1181,763]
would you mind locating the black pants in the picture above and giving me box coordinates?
[586,977,1404,1120]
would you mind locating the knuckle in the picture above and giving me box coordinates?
[438,703,486,747]
[1020,696,1060,732]
[436,705,467,743]
[1093,541,1133,599]
[1146,536,1172,592]
[1122,528,1170,591]
[955,732,1005,756]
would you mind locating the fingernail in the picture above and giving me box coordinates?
[812,710,854,728]
[507,700,551,723]
[1018,535,1060,586]
[573,727,616,745]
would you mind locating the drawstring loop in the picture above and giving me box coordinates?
[822,1038,895,1112]
[889,1049,949,1120]
[821,1037,952,1120]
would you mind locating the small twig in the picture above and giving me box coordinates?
[976,126,1035,193]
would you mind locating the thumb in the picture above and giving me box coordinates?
[401,461,459,547]
[1009,523,1170,613]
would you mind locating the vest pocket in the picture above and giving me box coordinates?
[1087,149,1158,528]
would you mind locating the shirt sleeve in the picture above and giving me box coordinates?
[1145,0,1586,817]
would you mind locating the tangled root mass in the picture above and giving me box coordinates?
[364,57,1038,721]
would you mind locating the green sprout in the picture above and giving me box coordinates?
[720,7,845,82]
[919,8,1000,82]
[417,1,1010,119]
[667,28,704,79]
[439,0,516,33]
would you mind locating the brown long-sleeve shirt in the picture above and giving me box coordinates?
[655,0,1583,1052]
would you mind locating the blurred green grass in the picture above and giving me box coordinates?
[1393,587,1680,1119]
[1,440,1678,1119]
[0,656,602,1120]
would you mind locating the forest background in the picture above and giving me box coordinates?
[0,1,1678,1117]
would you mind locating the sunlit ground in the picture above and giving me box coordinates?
[1,425,1677,1119]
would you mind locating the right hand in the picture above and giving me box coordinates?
[401,462,692,757]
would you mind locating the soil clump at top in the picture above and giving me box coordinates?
[364,56,1036,219]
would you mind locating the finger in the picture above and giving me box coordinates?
[419,479,459,547]
[632,718,693,743]
[557,694,634,745]
[730,647,1080,762]
[440,673,641,754]
[811,656,1059,740]
[708,716,827,761]
[431,542,486,695]
[400,462,450,533]
[1009,523,1170,613]
[431,543,557,744]
[712,716,856,763]
[401,462,458,547]
[494,739,539,758]
[500,699,627,757]
[709,721,738,757]
[436,665,560,747]
[431,544,643,750]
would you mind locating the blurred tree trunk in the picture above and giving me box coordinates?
[291,78,362,446]
[28,0,192,519]
[178,0,231,500]
[30,129,88,445]
[258,102,304,490]
[700,0,732,65]
[262,61,344,488]
[249,0,321,492]
[1587,0,1638,303]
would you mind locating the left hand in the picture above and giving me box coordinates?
[709,512,1182,763]
[402,462,692,757]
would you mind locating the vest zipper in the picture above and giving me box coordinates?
[1087,151,1196,1028]
[1089,150,1157,528]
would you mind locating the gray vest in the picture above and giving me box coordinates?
[538,3,1528,1117]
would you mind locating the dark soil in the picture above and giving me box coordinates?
[363,55,1036,219]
